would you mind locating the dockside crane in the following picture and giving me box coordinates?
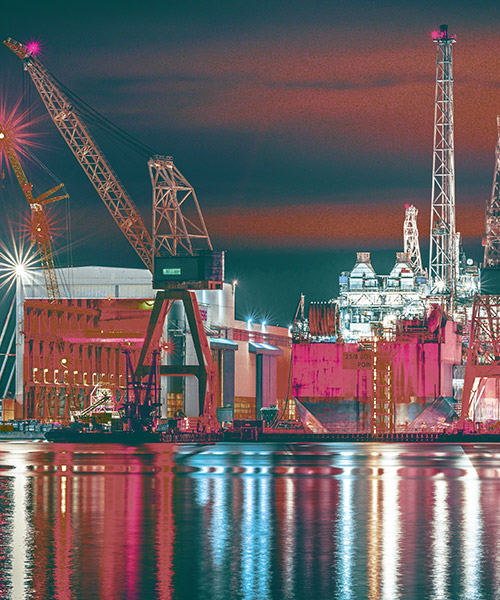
[0,121,68,299]
[4,37,223,429]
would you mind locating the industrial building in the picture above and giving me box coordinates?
[16,266,292,423]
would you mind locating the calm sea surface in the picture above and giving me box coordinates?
[1,441,500,600]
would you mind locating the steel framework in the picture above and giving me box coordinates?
[0,125,68,299]
[149,155,212,257]
[429,25,458,300]
[403,204,424,275]
[462,117,500,420]
[483,116,500,268]
[461,295,500,419]
[5,37,220,426]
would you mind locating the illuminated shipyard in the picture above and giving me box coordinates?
[1,25,500,440]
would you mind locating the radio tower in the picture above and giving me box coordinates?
[483,116,500,268]
[404,204,424,275]
[429,24,458,302]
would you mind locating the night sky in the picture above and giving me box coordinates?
[0,1,499,325]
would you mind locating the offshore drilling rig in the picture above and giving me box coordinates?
[292,25,499,435]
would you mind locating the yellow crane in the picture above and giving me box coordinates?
[0,125,68,300]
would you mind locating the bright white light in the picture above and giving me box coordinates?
[0,239,39,294]
[0,132,4,139]
[15,263,26,278]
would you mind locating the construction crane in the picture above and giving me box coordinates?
[4,37,223,429]
[429,24,458,305]
[0,122,68,299]
[461,117,500,422]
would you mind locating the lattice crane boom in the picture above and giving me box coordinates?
[0,127,68,299]
[4,37,154,271]
[483,116,500,268]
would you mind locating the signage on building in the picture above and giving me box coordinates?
[342,350,373,370]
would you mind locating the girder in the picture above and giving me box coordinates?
[149,155,212,257]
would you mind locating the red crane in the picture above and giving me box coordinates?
[0,121,68,299]
[4,37,223,429]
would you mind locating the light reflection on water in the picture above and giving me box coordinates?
[1,442,500,599]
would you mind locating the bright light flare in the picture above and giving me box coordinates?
[0,96,44,171]
[26,40,42,56]
[0,239,40,295]
[15,263,26,278]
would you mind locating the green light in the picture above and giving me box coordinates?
[163,268,181,275]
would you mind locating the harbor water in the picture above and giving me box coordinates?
[1,441,500,600]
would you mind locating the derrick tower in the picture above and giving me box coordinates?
[429,24,458,302]
[403,204,424,275]
[461,118,500,420]
[483,116,500,268]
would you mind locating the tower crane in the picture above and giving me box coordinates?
[0,123,68,300]
[4,37,223,428]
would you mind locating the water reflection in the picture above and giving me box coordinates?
[0,443,499,599]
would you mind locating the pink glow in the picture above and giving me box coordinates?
[26,40,41,55]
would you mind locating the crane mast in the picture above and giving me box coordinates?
[0,126,68,299]
[429,24,458,303]
[4,37,154,271]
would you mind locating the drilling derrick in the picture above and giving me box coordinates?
[483,116,500,268]
[429,25,458,303]
[403,204,424,275]
[461,118,500,421]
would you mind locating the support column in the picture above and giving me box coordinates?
[249,342,283,417]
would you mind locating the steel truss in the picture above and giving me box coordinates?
[429,25,458,300]
[461,295,500,419]
[4,37,154,270]
[483,117,500,267]
[404,205,424,275]
[149,156,212,257]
